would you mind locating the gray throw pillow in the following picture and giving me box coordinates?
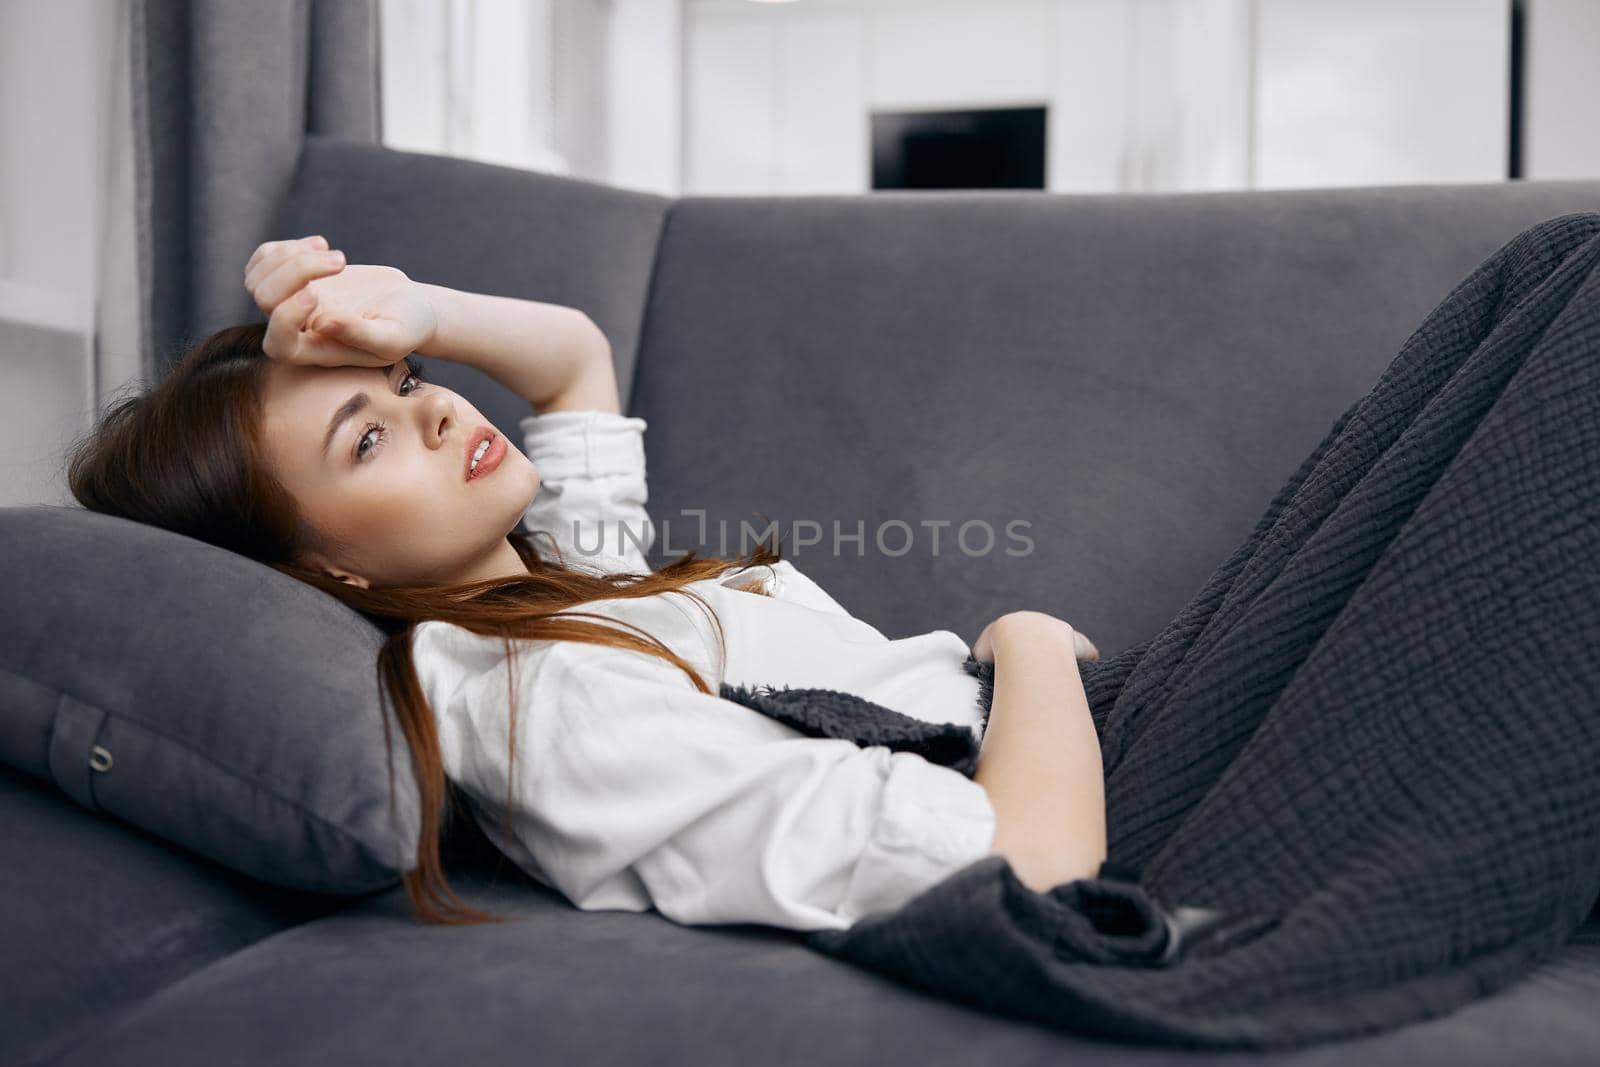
[0,505,419,894]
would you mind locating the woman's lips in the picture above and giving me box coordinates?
[467,432,507,482]
[464,427,490,478]
[463,426,494,480]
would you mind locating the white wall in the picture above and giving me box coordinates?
[606,0,683,195]
[1523,0,1600,179]
[685,11,785,193]
[683,0,1524,195]
[683,0,1258,195]
[0,0,137,508]
[1253,0,1508,189]
[378,0,1597,198]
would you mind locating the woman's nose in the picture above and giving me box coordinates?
[421,392,453,445]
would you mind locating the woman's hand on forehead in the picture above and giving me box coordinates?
[244,234,438,370]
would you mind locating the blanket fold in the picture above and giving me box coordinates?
[784,213,1600,1050]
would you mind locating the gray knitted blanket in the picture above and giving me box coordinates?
[719,212,1600,1050]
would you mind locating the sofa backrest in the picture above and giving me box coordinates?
[631,182,1600,652]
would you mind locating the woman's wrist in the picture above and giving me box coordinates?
[409,281,609,410]
[991,612,1078,662]
[411,280,454,356]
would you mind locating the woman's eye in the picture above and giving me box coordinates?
[355,421,387,461]
[354,371,425,461]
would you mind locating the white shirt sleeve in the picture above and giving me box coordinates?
[519,409,655,575]
[516,638,998,932]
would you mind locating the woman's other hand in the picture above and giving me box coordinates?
[973,610,1099,664]
[243,234,438,369]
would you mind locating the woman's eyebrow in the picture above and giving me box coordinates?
[321,364,399,460]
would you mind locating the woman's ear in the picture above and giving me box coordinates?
[300,548,372,589]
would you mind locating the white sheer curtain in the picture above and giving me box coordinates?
[377,0,682,196]
[380,0,575,175]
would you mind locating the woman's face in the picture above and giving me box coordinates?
[258,357,540,588]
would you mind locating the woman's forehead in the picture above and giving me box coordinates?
[267,358,379,395]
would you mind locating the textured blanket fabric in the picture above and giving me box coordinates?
[735,212,1600,1050]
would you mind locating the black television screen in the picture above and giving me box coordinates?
[871,106,1047,190]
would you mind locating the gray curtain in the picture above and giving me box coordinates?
[129,0,381,378]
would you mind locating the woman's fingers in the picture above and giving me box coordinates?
[316,314,408,363]
[247,245,344,313]
[241,235,326,292]
[261,283,321,362]
[250,247,346,312]
[263,291,387,368]
[245,234,323,277]
[261,285,388,369]
[1074,631,1100,661]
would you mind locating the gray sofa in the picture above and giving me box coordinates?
[7,134,1600,1065]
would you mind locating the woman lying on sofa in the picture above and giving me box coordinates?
[67,233,1104,931]
[65,217,1600,1050]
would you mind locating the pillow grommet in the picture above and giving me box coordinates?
[48,692,109,813]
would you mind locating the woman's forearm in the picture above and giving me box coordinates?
[974,622,1107,892]
[411,282,619,414]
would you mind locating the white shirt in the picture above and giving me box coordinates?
[412,409,998,932]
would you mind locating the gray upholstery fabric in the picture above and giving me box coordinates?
[0,507,417,899]
[632,181,1600,655]
[0,767,344,1067]
[8,138,1600,1065]
[40,830,1600,1067]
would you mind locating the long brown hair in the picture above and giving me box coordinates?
[65,322,782,925]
